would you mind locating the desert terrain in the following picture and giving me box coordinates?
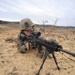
[0,23,75,75]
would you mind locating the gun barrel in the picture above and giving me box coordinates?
[60,49,75,57]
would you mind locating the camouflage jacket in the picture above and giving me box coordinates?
[16,32,30,53]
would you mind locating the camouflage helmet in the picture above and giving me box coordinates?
[20,18,34,30]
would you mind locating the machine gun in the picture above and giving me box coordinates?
[20,30,75,75]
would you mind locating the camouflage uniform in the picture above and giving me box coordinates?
[16,18,34,53]
[16,18,55,53]
[16,34,27,53]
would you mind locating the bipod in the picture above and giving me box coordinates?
[52,52,60,70]
[36,49,50,75]
[36,50,60,75]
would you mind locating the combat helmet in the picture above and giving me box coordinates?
[20,18,34,30]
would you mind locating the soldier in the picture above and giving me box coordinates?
[17,18,35,53]
[16,18,55,57]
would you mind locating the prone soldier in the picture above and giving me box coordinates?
[16,18,35,53]
[16,18,55,54]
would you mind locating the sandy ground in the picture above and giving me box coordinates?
[0,24,75,75]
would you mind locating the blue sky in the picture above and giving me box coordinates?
[0,0,75,26]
